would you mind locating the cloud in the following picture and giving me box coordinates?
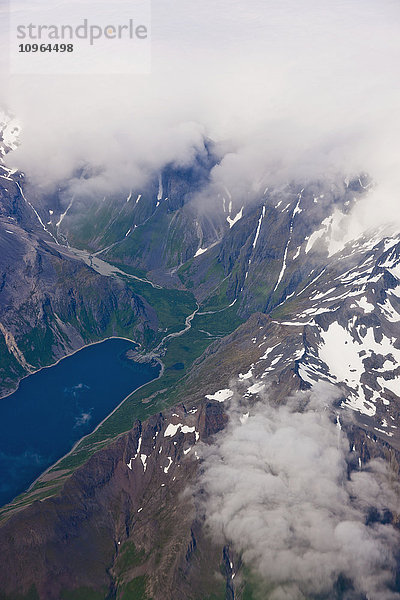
[1,0,400,232]
[74,410,92,428]
[198,383,400,599]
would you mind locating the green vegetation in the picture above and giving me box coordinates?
[242,576,259,600]
[0,334,26,396]
[109,262,149,280]
[201,593,226,600]
[177,256,226,307]
[62,197,139,252]
[270,294,303,320]
[0,480,67,521]
[0,586,39,600]
[1,267,244,518]
[21,322,58,368]
[195,304,243,337]
[109,208,167,262]
[114,542,147,578]
[119,576,151,600]
[124,277,197,332]
[60,587,107,600]
[177,257,194,285]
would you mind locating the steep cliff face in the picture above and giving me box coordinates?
[177,179,367,316]
[4,144,365,315]
[19,147,220,274]
[0,211,159,397]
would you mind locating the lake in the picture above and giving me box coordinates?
[0,338,160,507]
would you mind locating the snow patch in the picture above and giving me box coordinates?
[205,388,234,402]
[140,454,147,472]
[247,382,265,395]
[239,368,253,380]
[227,207,244,228]
[194,246,209,257]
[164,457,173,474]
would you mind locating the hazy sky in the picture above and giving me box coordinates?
[1,0,400,233]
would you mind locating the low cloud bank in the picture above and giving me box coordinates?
[199,383,400,599]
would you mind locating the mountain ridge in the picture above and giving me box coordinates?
[1,132,400,597]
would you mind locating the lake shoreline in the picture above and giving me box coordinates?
[0,337,164,508]
[0,335,144,402]
[25,353,164,496]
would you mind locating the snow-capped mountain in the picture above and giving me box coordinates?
[231,231,400,432]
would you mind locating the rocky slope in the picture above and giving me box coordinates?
[0,175,159,397]
[2,124,400,597]
[0,399,228,600]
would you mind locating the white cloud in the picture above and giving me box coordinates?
[0,0,399,229]
[198,383,400,598]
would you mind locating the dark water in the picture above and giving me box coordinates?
[0,338,159,507]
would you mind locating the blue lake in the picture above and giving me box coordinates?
[0,338,159,507]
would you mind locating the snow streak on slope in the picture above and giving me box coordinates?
[157,173,163,206]
[15,180,59,245]
[273,189,303,292]
[194,204,400,599]
[56,197,74,232]
[293,239,400,421]
[227,206,243,228]
[305,215,333,254]
[252,205,265,249]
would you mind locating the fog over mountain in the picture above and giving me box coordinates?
[1,0,400,241]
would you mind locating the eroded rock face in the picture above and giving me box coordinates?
[0,400,228,600]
